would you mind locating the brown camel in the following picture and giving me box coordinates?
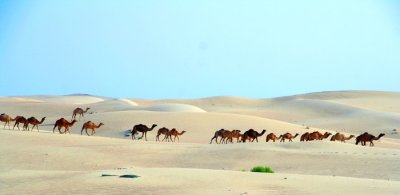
[0,113,15,129]
[72,107,90,120]
[53,118,77,134]
[81,121,104,136]
[229,130,242,143]
[13,116,27,130]
[356,132,385,147]
[219,130,242,144]
[210,129,229,144]
[168,128,186,142]
[131,124,157,141]
[330,133,355,142]
[24,117,46,131]
[156,127,171,142]
[280,133,299,142]
[307,131,332,141]
[242,129,266,143]
[300,132,309,142]
[266,133,282,142]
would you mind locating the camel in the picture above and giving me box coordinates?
[131,124,157,141]
[81,121,104,136]
[168,128,186,142]
[13,116,27,130]
[356,132,385,147]
[209,129,229,144]
[156,127,171,142]
[0,113,15,129]
[72,107,90,120]
[300,132,309,141]
[228,130,242,143]
[53,118,77,134]
[280,133,299,142]
[330,133,355,142]
[242,129,266,143]
[307,131,332,141]
[266,133,282,142]
[219,130,242,144]
[24,117,46,131]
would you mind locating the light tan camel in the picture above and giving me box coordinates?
[81,121,104,136]
[53,118,77,134]
[156,127,171,142]
[72,107,90,120]
[24,117,46,131]
[280,133,299,142]
[131,124,157,141]
[13,116,27,130]
[0,113,15,129]
[330,133,355,142]
[168,128,186,142]
[266,133,282,142]
[356,132,385,147]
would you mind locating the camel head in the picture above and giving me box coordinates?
[294,133,299,137]
[377,133,385,139]
[260,129,266,136]
[349,135,355,139]
[85,107,91,111]
[180,130,186,135]
[99,123,104,126]
[150,124,158,130]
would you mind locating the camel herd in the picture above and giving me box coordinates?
[208,129,385,147]
[1,110,387,146]
[0,108,103,136]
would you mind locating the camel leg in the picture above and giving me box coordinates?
[92,129,95,135]
[209,136,217,144]
[86,128,91,136]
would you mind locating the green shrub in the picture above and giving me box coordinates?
[251,166,274,173]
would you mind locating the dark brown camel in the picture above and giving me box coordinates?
[131,124,157,141]
[280,133,299,142]
[156,127,171,142]
[209,129,229,144]
[356,132,385,147]
[168,128,186,142]
[266,133,282,142]
[53,118,77,134]
[300,132,309,141]
[72,107,90,120]
[0,113,15,129]
[81,121,104,136]
[307,131,332,141]
[13,116,27,130]
[242,129,266,143]
[330,133,355,142]
[24,117,46,131]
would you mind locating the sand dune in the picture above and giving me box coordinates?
[1,91,399,194]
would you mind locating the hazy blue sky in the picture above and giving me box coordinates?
[0,0,399,99]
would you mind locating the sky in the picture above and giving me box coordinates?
[0,0,399,99]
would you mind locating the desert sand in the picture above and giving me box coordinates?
[1,91,400,194]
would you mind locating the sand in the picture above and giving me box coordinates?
[1,90,400,194]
